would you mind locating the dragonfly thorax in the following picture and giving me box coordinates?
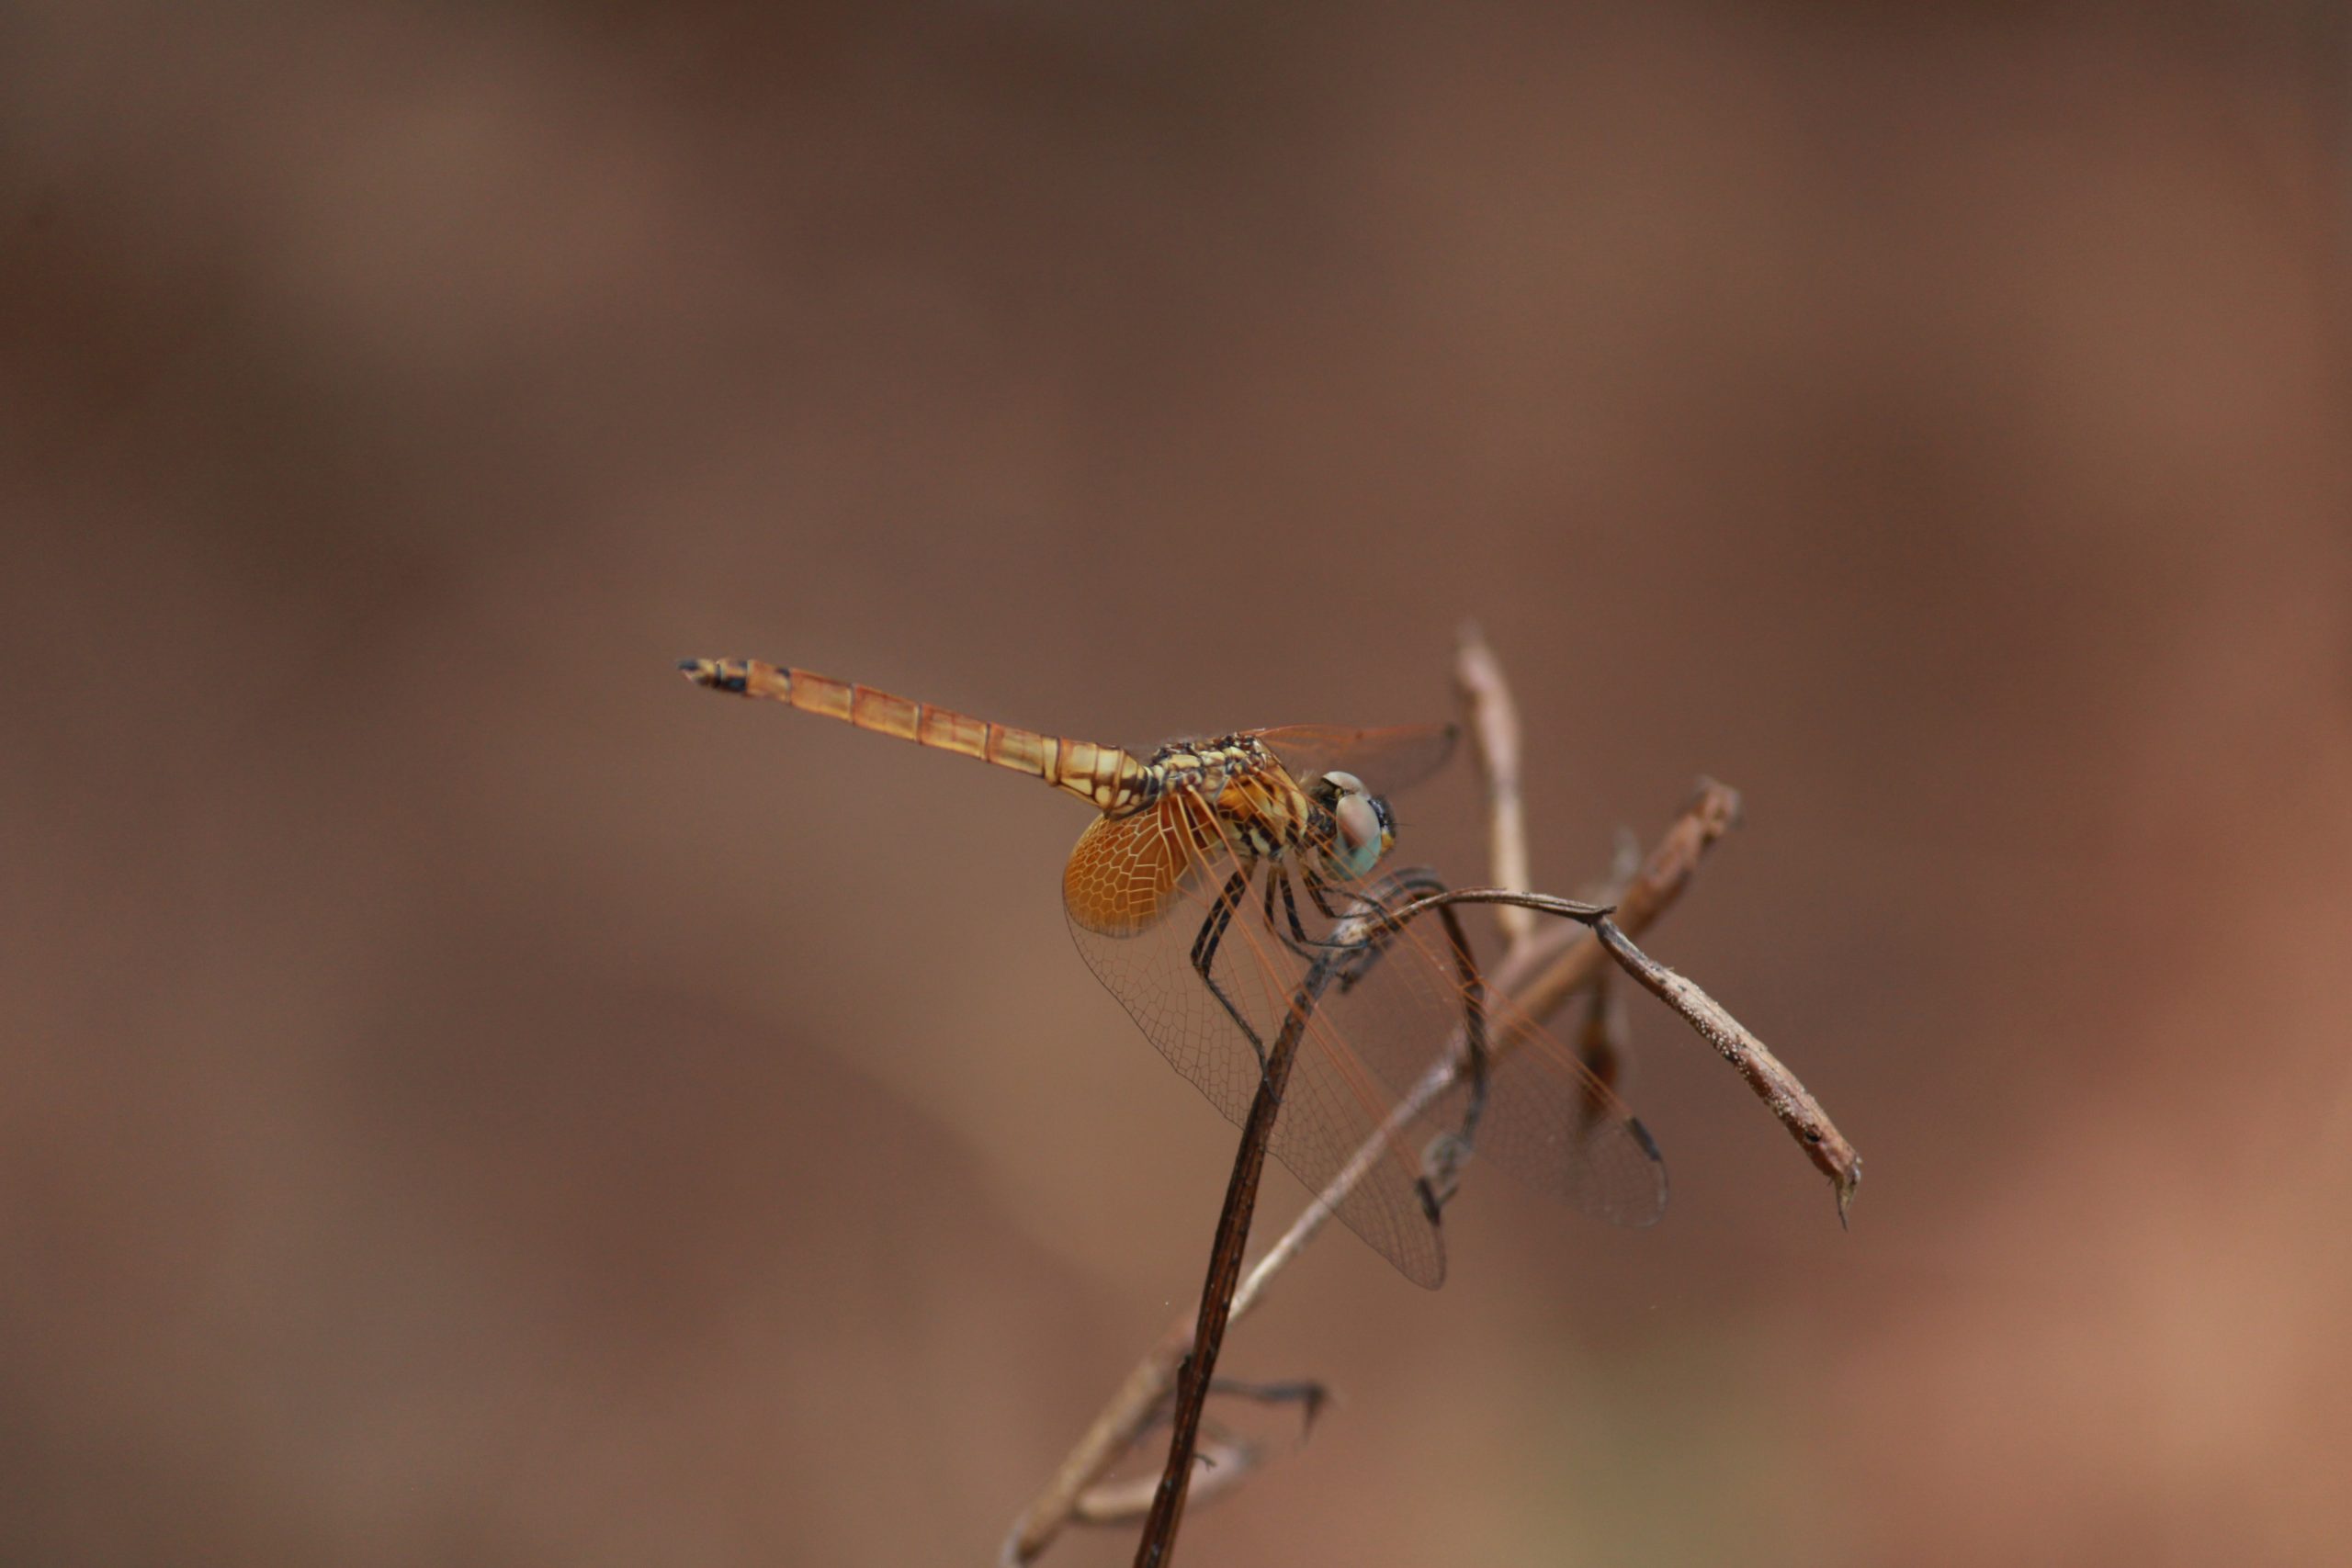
[1062,736,1398,941]
[1158,740,1396,886]
[1138,734,1270,792]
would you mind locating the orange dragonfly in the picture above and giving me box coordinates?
[680,657,1666,1285]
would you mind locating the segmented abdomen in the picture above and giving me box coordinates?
[679,657,1148,811]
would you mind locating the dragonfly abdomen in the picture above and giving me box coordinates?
[680,658,1148,810]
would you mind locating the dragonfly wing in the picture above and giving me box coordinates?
[1314,903,1670,1229]
[1062,793,1449,1287]
[1252,724,1459,798]
[1264,801,1668,1230]
[1062,776,1665,1286]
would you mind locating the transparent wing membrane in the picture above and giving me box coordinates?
[1336,976,1669,1231]
[1064,795,1450,1285]
[1062,773,1667,1289]
[1250,723,1460,799]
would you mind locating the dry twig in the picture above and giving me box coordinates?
[999,640,1857,1566]
[1071,1436,1259,1524]
[1597,919,1861,1218]
[1001,806,1759,1563]
[1453,623,1536,950]
[1126,869,1492,1567]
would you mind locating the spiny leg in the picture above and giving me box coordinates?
[1298,866,1400,995]
[1261,862,1352,962]
[1440,896,1494,1156]
[1303,866,1350,921]
[1303,864,1392,929]
[1416,901,1494,1219]
[1276,864,1323,948]
[1190,865,1273,1077]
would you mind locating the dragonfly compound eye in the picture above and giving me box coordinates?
[1316,773,1392,880]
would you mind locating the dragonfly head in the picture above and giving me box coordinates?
[1306,770,1396,884]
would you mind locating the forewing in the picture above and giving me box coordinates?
[1252,724,1459,797]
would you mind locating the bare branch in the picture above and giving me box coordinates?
[1596,919,1862,1219]
[1072,1381,1322,1525]
[998,782,1747,1566]
[1499,779,1743,1019]
[1453,623,1535,951]
[1075,1436,1261,1525]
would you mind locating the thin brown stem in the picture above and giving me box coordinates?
[1596,919,1862,1218]
[1074,1437,1261,1524]
[1356,892,1866,1224]
[1127,870,1445,1568]
[1453,623,1535,952]
[1129,1056,1278,1567]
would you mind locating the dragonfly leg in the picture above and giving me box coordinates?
[1297,867,1398,994]
[1416,1066,1489,1221]
[1261,863,1351,961]
[1416,900,1494,1219]
[1259,864,1287,942]
[1190,867,1273,1078]
[1415,1157,1458,1223]
[1303,866,1392,928]
[1303,868,1350,920]
[1430,893,1486,1175]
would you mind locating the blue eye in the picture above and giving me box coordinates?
[1330,788,1386,879]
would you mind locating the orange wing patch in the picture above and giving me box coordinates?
[1063,799,1211,937]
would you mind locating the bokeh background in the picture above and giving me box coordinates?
[6,4,2349,1564]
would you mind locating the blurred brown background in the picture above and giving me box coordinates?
[6,4,2349,1564]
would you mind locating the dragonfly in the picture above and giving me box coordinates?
[680,656,1667,1285]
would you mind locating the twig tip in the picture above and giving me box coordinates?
[1690,776,1745,830]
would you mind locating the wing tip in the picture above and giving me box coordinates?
[1626,1115,1671,1228]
